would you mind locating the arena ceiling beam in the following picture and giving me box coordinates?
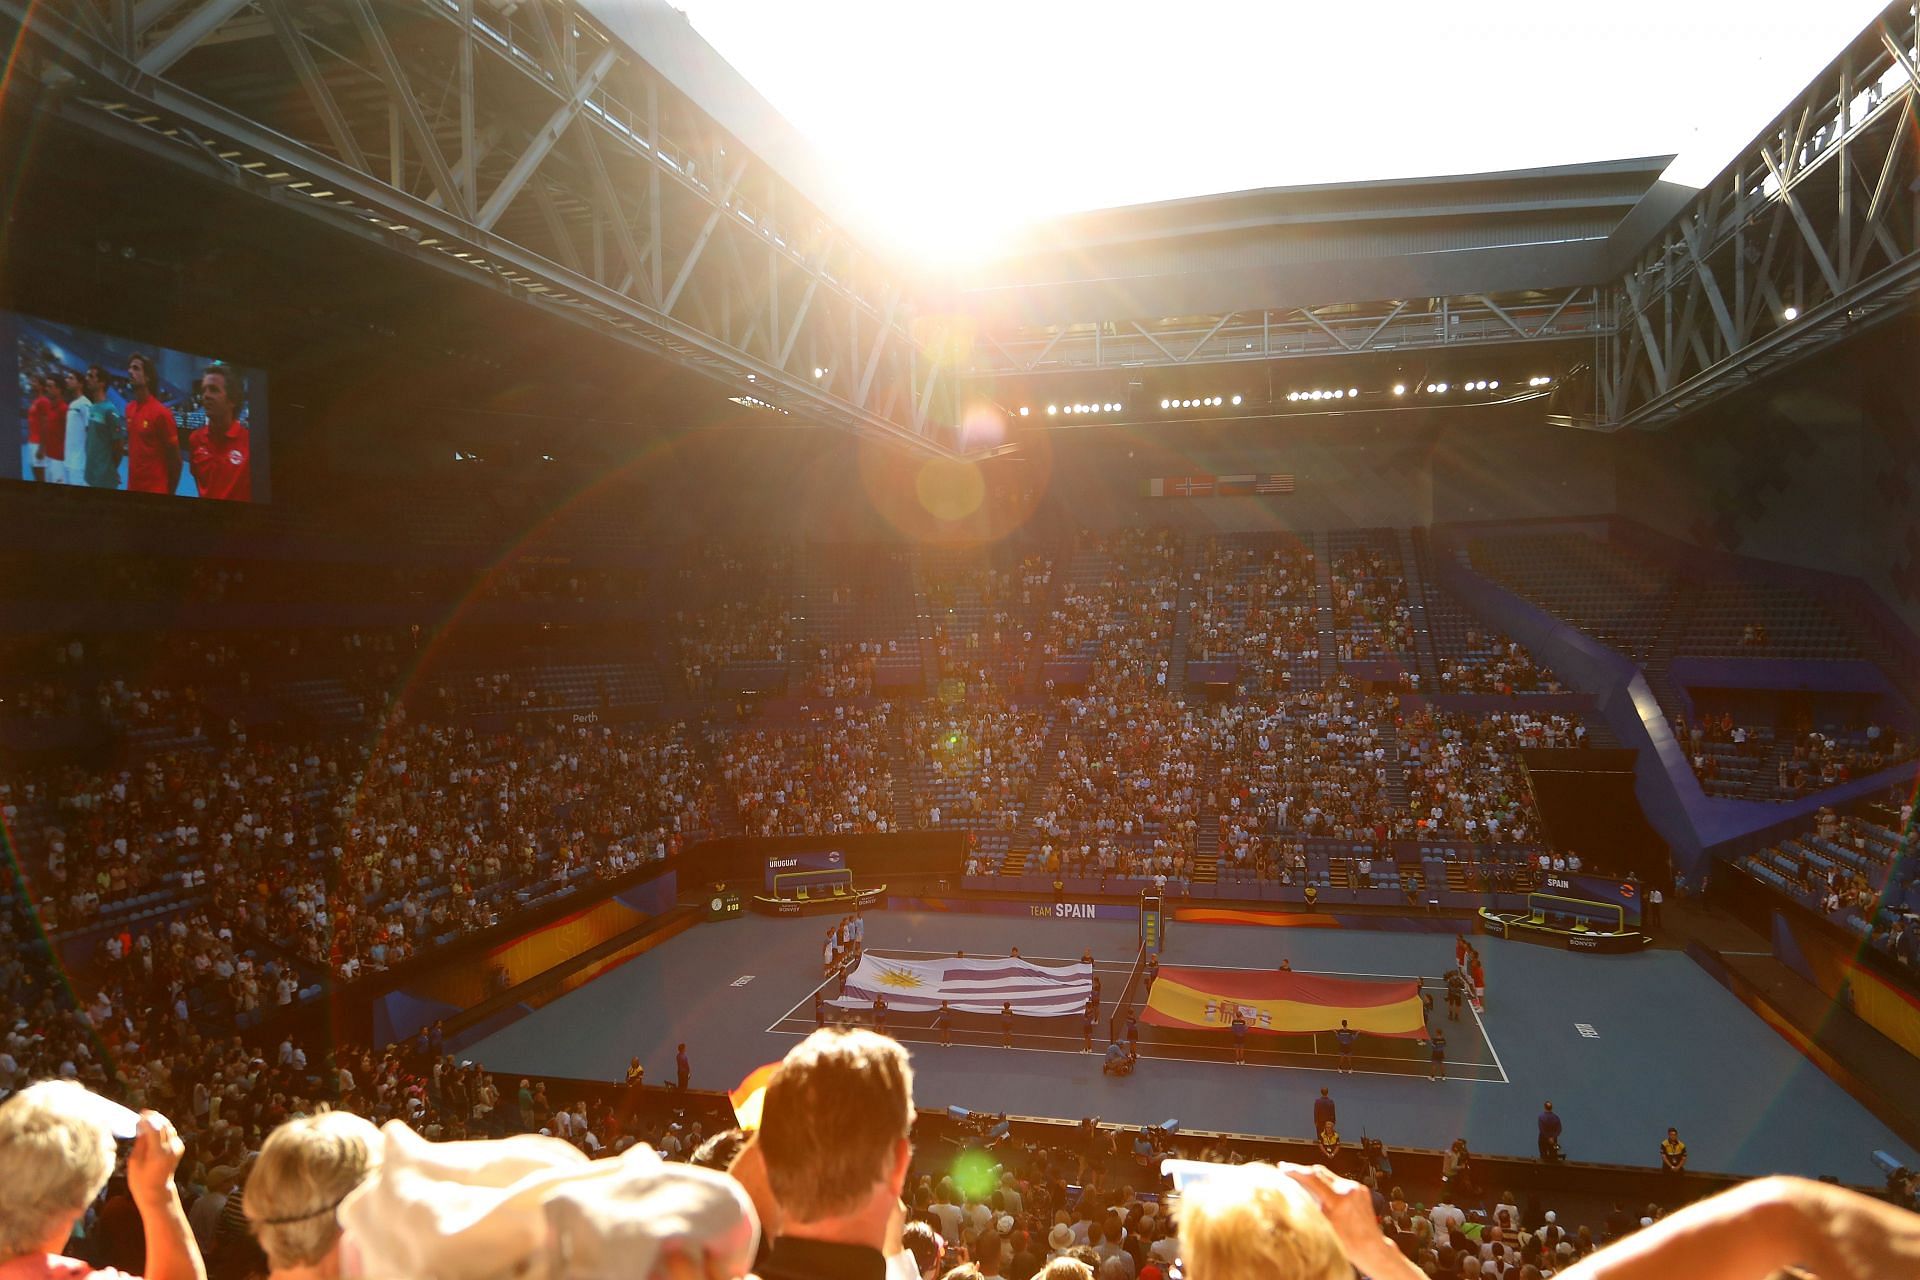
[1590,2,1920,432]
[5,0,962,456]
[962,290,1607,377]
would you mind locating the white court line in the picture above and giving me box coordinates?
[766,969,846,1033]
[1469,998,1510,1085]
[756,1021,1506,1082]
[763,1010,1502,1073]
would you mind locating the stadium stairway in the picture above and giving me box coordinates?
[1191,814,1220,884]
[1639,575,1702,727]
[1312,531,1339,684]
[887,717,918,826]
[1380,721,1410,811]
[1396,527,1442,684]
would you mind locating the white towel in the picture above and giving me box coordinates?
[339,1120,759,1280]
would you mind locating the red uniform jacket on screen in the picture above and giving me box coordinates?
[189,419,250,502]
[125,397,180,495]
[29,394,62,457]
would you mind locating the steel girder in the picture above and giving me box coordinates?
[1594,2,1920,432]
[965,290,1606,378]
[6,0,958,456]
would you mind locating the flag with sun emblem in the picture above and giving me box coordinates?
[833,953,1094,1016]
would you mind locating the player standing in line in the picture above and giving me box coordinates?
[1428,1025,1447,1080]
[1446,969,1465,1021]
[1082,1002,1096,1053]
[83,367,125,489]
[822,927,837,978]
[935,1000,952,1046]
[124,353,180,496]
[26,373,58,483]
[1334,1019,1358,1074]
[1231,1009,1248,1064]
[60,370,90,487]
[1469,953,1487,1011]
[187,363,250,501]
[1001,1001,1014,1048]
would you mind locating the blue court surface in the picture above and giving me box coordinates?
[465,911,1918,1182]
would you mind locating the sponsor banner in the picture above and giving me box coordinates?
[887,895,1140,922]
[1541,872,1643,926]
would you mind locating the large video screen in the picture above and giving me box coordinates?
[6,310,269,502]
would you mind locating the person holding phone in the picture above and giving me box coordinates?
[0,1080,206,1280]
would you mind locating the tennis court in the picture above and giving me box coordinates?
[463,907,1918,1181]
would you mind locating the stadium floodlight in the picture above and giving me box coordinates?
[1349,388,1358,397]
[1047,404,1057,415]
[813,367,825,378]
[1161,399,1171,409]
[1436,382,1449,393]
[1231,395,1242,406]
[1393,384,1406,395]
[1019,406,1030,417]
[1489,380,1499,389]
[1783,306,1799,320]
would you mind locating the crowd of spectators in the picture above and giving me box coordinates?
[1023,696,1207,882]
[1331,544,1414,660]
[1400,711,1564,843]
[809,640,899,700]
[1185,536,1318,692]
[4,1021,1916,1280]
[671,542,796,697]
[903,700,1048,834]
[710,705,900,836]
[1212,686,1397,847]
[925,552,1055,696]
[1043,531,1181,699]
[1678,712,1914,800]
[4,716,709,976]
[1430,629,1564,696]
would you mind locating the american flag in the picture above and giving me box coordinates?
[834,953,1093,1017]
[1255,474,1296,494]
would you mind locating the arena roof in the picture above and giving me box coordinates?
[669,0,1893,268]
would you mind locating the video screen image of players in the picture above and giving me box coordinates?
[9,311,270,502]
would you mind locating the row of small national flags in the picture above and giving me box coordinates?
[1144,474,1295,498]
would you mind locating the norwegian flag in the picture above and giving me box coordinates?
[1173,475,1216,497]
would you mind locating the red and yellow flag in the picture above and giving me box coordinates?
[1142,966,1427,1038]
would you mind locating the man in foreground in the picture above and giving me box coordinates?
[751,1027,915,1280]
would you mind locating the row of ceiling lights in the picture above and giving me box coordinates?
[1160,395,1242,409]
[1003,374,1560,419]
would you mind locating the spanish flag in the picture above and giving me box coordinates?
[1143,967,1427,1038]
[728,1062,781,1131]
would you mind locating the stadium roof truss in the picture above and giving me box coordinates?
[3,0,962,456]
[1591,4,1920,431]
[6,1,1918,447]
[957,2,1920,436]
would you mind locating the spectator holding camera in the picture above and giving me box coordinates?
[0,1081,204,1280]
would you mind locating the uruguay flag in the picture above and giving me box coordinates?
[833,954,1093,1017]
